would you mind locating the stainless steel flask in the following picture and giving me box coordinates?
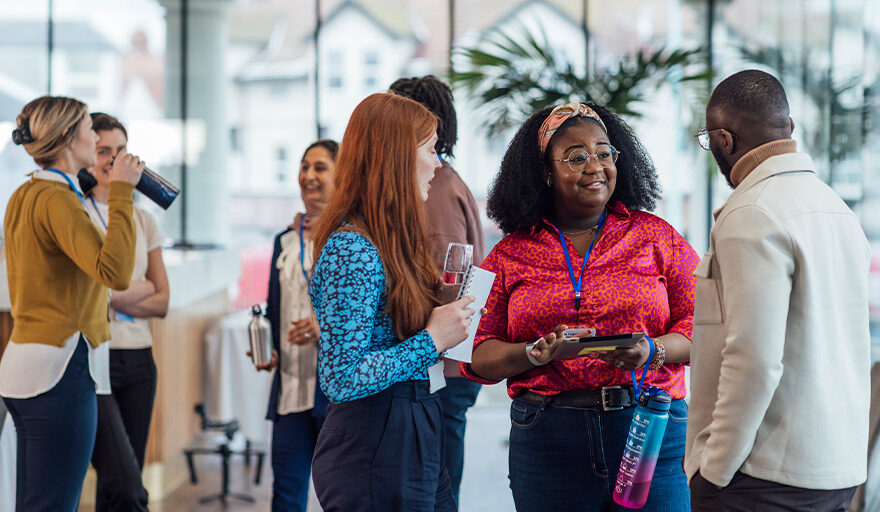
[247,305,272,367]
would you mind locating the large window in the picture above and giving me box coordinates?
[1,0,877,329]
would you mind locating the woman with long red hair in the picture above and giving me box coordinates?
[309,92,474,511]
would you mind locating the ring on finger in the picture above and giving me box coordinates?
[303,332,312,339]
[616,360,625,368]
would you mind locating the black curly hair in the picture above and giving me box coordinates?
[388,75,456,158]
[487,103,661,235]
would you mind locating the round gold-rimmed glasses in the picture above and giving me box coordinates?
[550,146,620,173]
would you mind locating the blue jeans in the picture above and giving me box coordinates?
[271,410,324,512]
[508,397,689,512]
[437,377,481,505]
[2,336,98,512]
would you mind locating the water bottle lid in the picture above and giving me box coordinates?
[639,386,671,412]
[251,304,262,316]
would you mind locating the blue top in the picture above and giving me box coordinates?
[310,230,439,403]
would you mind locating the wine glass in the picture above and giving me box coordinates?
[442,243,473,284]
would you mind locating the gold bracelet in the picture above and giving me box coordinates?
[648,339,666,370]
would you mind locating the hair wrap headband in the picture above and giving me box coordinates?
[11,118,34,145]
[537,103,607,156]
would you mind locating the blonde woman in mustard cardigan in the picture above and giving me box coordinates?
[0,96,143,512]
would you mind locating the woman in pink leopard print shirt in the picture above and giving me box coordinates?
[461,103,698,511]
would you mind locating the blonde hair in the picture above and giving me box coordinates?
[16,96,88,168]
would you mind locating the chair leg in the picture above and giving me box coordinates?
[254,452,265,485]
[221,444,231,498]
[184,451,198,484]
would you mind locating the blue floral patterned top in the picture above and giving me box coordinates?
[310,230,439,403]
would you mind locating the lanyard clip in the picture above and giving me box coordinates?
[574,292,581,311]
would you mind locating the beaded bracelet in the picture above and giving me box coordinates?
[647,339,666,370]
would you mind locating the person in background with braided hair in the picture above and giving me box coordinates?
[388,75,485,506]
[461,102,698,511]
[0,95,143,512]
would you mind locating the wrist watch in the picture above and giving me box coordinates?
[525,340,549,366]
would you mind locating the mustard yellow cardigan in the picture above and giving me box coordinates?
[3,178,136,347]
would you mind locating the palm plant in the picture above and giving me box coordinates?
[452,25,712,138]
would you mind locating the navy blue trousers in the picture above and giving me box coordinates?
[2,336,97,512]
[508,397,690,512]
[436,376,481,505]
[271,409,324,512]
[312,380,456,511]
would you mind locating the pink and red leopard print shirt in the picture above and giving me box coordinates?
[461,202,699,400]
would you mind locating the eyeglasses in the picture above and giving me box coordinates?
[695,127,738,151]
[550,146,620,173]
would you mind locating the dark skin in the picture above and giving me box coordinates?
[470,121,691,381]
[706,106,795,188]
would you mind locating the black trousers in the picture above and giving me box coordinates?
[691,470,858,512]
[90,348,157,512]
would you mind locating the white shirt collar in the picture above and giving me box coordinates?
[29,169,85,197]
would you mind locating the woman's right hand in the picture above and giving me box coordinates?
[527,325,569,365]
[426,295,475,353]
[109,149,145,185]
[247,348,278,372]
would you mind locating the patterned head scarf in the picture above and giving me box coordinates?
[537,103,607,156]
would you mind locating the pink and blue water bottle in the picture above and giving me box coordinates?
[612,385,671,508]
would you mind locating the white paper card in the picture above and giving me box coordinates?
[428,361,446,393]
[443,266,497,363]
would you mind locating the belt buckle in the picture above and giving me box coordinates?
[600,385,623,411]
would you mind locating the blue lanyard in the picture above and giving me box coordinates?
[630,335,655,400]
[556,209,606,310]
[298,214,310,285]
[88,196,108,230]
[45,168,86,206]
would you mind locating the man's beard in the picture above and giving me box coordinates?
[711,146,735,189]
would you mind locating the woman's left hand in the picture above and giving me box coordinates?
[597,335,651,371]
[287,317,320,345]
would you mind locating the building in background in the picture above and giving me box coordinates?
[0,0,877,352]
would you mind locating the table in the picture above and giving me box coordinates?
[202,309,275,445]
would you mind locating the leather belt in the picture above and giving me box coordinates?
[516,386,636,411]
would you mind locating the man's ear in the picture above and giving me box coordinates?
[790,117,795,135]
[720,130,737,155]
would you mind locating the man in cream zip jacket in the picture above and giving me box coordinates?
[686,70,870,511]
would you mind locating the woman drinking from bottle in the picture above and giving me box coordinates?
[0,96,142,512]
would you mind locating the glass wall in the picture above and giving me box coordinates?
[707,0,880,343]
[0,0,877,322]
